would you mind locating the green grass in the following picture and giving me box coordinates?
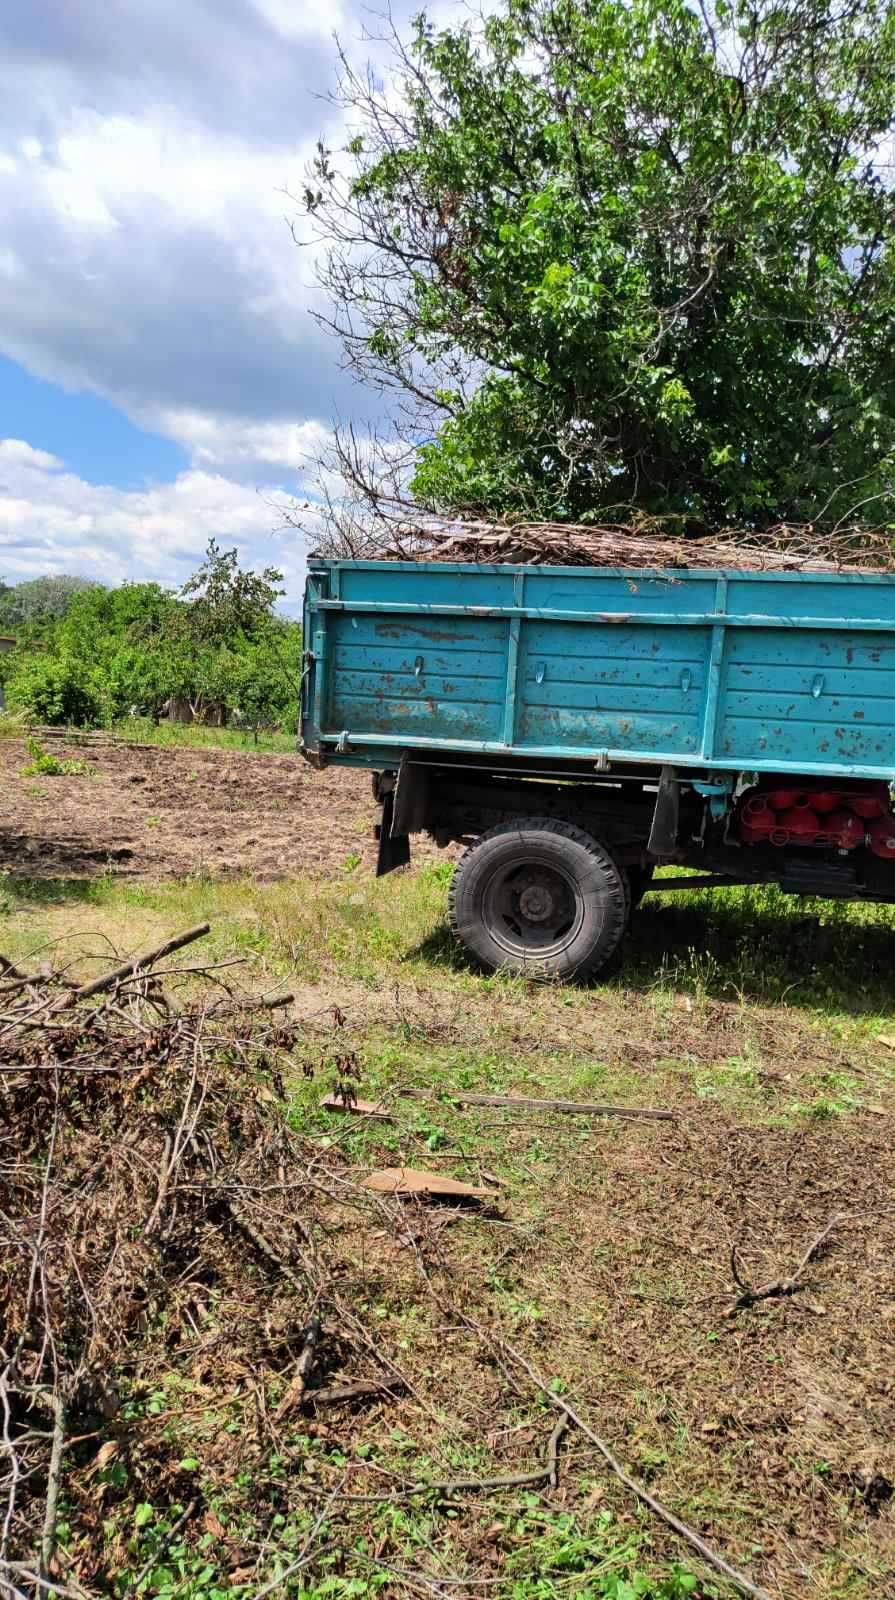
[20,735,95,777]
[0,711,297,755]
[4,864,894,1599]
[4,863,893,1124]
[110,718,298,755]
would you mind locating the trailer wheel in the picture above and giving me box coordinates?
[449,818,630,981]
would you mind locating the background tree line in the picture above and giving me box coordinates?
[0,544,302,735]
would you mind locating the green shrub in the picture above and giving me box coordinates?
[5,653,105,727]
[21,737,94,777]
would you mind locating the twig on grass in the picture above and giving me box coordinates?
[38,1391,66,1593]
[247,1477,346,1600]
[307,1376,405,1407]
[729,1210,864,1311]
[331,1415,568,1503]
[122,1498,197,1600]
[1,1568,95,1600]
[484,1335,775,1600]
[273,1316,322,1422]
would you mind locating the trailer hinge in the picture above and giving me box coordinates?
[335,729,350,753]
[593,751,610,772]
[692,777,734,820]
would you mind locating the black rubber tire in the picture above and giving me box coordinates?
[448,817,631,981]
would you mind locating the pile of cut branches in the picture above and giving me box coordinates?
[370,516,895,573]
[0,927,377,1597]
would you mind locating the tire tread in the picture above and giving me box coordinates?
[448,817,630,980]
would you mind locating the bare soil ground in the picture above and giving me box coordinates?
[3,732,894,1597]
[315,1101,895,1600]
[0,734,416,880]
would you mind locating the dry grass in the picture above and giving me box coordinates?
[1,864,893,1599]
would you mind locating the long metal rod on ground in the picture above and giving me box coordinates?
[402,1089,676,1122]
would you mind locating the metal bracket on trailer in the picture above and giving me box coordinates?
[648,765,680,856]
[375,787,411,877]
[375,758,430,877]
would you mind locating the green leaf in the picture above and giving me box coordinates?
[306,0,895,535]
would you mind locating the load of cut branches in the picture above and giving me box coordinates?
[356,515,895,573]
[0,927,388,1597]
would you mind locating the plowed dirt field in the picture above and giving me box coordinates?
[0,735,426,881]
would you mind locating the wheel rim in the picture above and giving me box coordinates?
[481,852,586,963]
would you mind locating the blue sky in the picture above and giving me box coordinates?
[0,0,454,603]
[0,357,187,486]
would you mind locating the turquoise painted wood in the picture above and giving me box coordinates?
[301,559,895,780]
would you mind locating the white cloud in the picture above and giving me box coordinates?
[156,409,331,474]
[0,439,64,472]
[0,0,368,450]
[0,101,340,426]
[0,2,469,590]
[250,0,345,41]
[0,434,309,601]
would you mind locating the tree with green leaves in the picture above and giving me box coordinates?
[0,575,100,628]
[304,0,895,536]
[1,548,301,734]
[177,539,285,648]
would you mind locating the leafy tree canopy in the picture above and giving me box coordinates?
[306,0,895,531]
[177,539,286,647]
[0,546,301,733]
[0,574,101,627]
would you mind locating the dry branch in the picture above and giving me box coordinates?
[38,1393,65,1591]
[730,1209,852,1310]
[122,1499,198,1600]
[0,926,327,1587]
[360,515,895,575]
[273,1316,322,1422]
[308,1377,406,1407]
[66,923,211,1004]
[333,1415,569,1503]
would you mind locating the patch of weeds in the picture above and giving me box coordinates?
[407,1109,452,1151]
[116,1501,237,1599]
[790,1094,851,1121]
[229,920,272,957]
[21,737,94,777]
[418,859,455,888]
[342,851,363,874]
[502,1504,709,1598]
[653,947,723,1009]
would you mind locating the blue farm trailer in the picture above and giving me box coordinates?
[301,557,895,979]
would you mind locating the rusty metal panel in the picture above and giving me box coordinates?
[301,558,895,780]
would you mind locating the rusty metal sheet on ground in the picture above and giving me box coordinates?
[321,1093,392,1120]
[362,1166,498,1200]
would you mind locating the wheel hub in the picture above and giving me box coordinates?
[518,882,555,923]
